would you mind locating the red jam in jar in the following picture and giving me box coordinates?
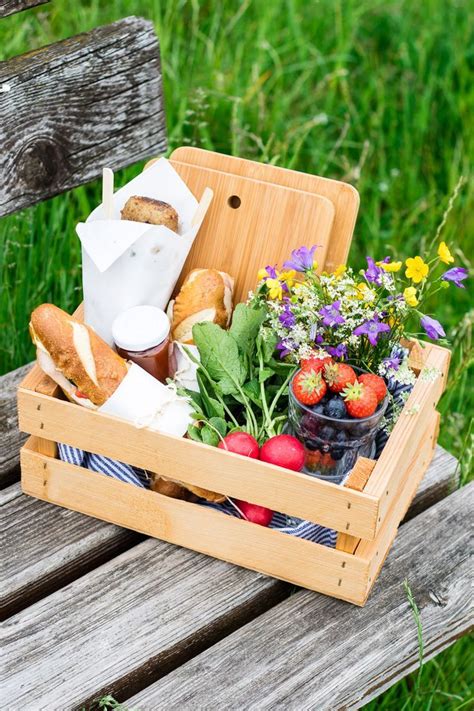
[112,305,170,383]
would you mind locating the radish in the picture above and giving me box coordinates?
[218,431,259,458]
[260,434,305,472]
[234,499,273,527]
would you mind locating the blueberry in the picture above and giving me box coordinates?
[331,448,345,461]
[335,429,348,443]
[312,403,325,415]
[305,438,320,451]
[319,425,335,441]
[324,397,347,419]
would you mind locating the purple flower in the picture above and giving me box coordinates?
[326,343,347,359]
[353,316,391,346]
[383,355,401,371]
[421,315,446,340]
[364,257,383,285]
[276,340,296,359]
[279,301,296,328]
[262,265,278,280]
[283,245,319,272]
[319,301,345,327]
[441,267,468,288]
[315,333,324,344]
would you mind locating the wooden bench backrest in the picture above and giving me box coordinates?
[0,10,167,215]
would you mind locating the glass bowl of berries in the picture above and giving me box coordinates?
[288,361,389,484]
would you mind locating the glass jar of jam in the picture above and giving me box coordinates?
[112,305,170,383]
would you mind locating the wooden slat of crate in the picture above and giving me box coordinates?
[20,438,369,603]
[170,146,360,272]
[2,444,456,622]
[0,17,166,216]
[366,342,450,534]
[0,0,47,17]
[125,483,472,711]
[17,388,379,539]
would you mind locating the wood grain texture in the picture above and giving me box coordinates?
[0,362,32,485]
[126,483,472,711]
[18,388,379,539]
[0,482,142,619]
[4,448,460,707]
[170,146,360,272]
[3,444,455,623]
[20,444,369,603]
[0,0,47,17]
[360,411,440,596]
[367,342,450,534]
[2,535,288,709]
[0,17,166,216]
[169,160,335,304]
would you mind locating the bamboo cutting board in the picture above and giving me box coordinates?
[168,160,335,304]
[170,147,360,273]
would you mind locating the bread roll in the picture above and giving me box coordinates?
[121,196,178,232]
[171,269,234,344]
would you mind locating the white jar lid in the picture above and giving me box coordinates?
[112,305,170,352]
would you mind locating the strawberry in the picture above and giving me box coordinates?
[292,369,327,406]
[324,363,357,393]
[300,353,333,373]
[358,373,387,404]
[342,381,378,418]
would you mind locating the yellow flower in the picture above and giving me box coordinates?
[354,283,375,302]
[334,264,346,278]
[405,256,429,283]
[403,286,419,307]
[279,269,296,289]
[438,241,454,264]
[257,268,269,281]
[381,261,402,273]
[266,278,283,300]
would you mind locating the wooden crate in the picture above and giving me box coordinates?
[17,149,450,604]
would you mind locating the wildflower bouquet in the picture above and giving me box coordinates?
[250,242,468,383]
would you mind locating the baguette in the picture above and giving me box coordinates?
[30,304,128,408]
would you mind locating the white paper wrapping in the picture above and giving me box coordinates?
[99,363,193,437]
[169,342,200,392]
[77,158,209,345]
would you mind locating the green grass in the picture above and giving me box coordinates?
[1,1,472,707]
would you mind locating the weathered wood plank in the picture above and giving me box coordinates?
[0,362,31,486]
[1,445,458,706]
[2,538,288,709]
[127,483,472,711]
[0,484,142,619]
[0,16,167,216]
[0,0,48,18]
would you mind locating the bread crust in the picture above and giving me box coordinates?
[30,304,128,406]
[171,269,233,343]
[121,196,178,232]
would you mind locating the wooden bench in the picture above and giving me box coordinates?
[1,363,470,708]
[1,7,471,708]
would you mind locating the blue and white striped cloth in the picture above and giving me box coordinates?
[58,376,412,550]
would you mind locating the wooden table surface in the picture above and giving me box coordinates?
[1,364,471,710]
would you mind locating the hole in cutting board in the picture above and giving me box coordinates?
[228,195,241,209]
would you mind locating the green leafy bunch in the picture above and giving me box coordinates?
[185,303,296,446]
